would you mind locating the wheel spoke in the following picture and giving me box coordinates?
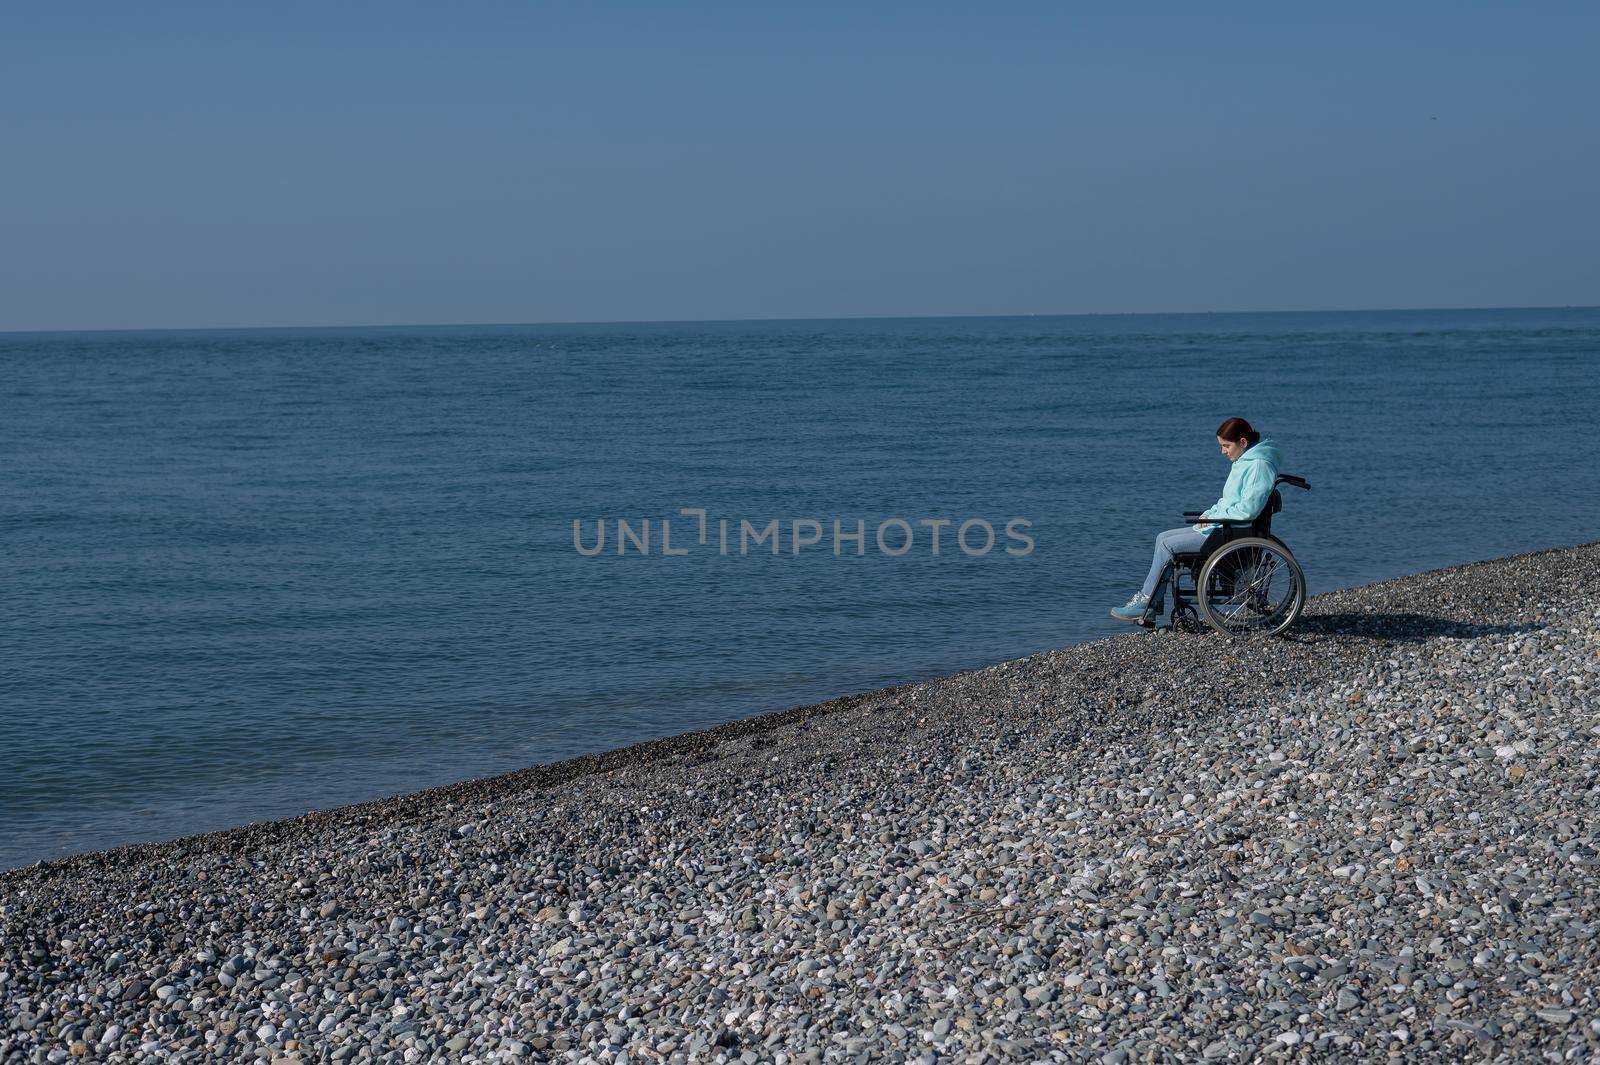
[1240,555,1280,600]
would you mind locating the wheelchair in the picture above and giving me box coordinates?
[1146,474,1311,638]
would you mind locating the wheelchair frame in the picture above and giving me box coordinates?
[1146,474,1311,637]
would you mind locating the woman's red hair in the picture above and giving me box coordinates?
[1215,417,1260,446]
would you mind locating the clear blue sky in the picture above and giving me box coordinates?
[4,2,1596,330]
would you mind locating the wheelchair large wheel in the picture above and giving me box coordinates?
[1197,536,1305,638]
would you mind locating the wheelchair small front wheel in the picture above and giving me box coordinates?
[1197,536,1305,638]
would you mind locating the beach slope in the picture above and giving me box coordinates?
[4,543,1599,1062]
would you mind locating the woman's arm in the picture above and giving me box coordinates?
[1201,461,1276,522]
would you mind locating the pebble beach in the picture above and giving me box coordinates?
[4,542,1598,1064]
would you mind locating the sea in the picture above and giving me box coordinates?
[4,307,1598,870]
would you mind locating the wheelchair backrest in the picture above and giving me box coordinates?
[1252,488,1282,536]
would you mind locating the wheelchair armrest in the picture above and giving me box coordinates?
[1181,512,1254,525]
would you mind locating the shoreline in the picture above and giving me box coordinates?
[4,540,1598,1062]
[3,540,1589,886]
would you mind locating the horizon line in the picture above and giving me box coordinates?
[2,301,1596,337]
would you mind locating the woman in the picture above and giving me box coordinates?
[1111,417,1282,623]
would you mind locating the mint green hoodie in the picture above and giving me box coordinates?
[1198,437,1282,532]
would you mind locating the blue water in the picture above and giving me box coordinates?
[3,308,1598,869]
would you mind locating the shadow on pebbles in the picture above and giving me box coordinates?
[4,541,1600,1063]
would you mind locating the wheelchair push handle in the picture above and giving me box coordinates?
[1276,474,1311,490]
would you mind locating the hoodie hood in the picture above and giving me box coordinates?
[1240,437,1282,469]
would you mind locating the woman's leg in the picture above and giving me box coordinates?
[1139,527,1209,601]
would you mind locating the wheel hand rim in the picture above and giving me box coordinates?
[1201,538,1304,638]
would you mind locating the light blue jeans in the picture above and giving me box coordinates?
[1140,527,1209,603]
